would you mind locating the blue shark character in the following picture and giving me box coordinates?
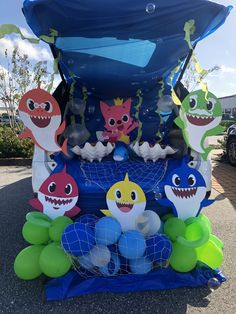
[113,142,129,162]
[158,157,214,220]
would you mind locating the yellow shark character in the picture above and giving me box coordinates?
[101,173,146,232]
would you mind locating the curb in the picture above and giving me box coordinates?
[0,158,32,166]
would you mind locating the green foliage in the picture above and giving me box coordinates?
[220,120,236,129]
[0,125,33,158]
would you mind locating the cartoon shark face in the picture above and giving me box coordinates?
[164,161,206,221]
[181,90,222,127]
[19,88,61,128]
[37,167,79,219]
[19,88,62,150]
[179,90,222,154]
[106,173,146,231]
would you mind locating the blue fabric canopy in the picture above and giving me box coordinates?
[22,0,232,97]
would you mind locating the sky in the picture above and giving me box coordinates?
[0,0,235,97]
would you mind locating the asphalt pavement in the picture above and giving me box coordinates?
[0,164,235,314]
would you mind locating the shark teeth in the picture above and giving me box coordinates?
[186,114,214,126]
[171,187,197,198]
[45,195,73,206]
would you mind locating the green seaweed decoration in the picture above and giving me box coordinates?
[134,89,143,143]
[0,24,59,93]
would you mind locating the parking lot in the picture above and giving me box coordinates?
[0,159,235,314]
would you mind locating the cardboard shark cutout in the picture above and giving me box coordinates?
[29,166,80,219]
[18,88,68,155]
[101,173,146,231]
[175,90,223,160]
[158,157,214,221]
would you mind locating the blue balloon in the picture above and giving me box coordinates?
[61,222,95,257]
[118,230,146,260]
[99,253,120,276]
[95,217,122,246]
[130,257,152,274]
[146,234,172,262]
[76,214,98,226]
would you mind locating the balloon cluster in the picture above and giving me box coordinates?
[163,214,224,272]
[14,212,73,280]
[61,214,173,276]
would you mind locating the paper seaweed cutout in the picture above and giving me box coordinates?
[174,90,224,160]
[29,166,81,219]
[18,88,68,155]
[101,173,146,232]
[97,98,139,144]
[158,157,214,221]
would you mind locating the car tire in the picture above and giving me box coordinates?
[226,136,236,167]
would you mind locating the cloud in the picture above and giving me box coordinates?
[0,35,52,62]
[220,65,236,74]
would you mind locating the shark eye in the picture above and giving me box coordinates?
[206,98,216,112]
[115,189,121,200]
[189,95,197,109]
[188,174,196,186]
[48,182,56,193]
[65,183,72,195]
[108,118,116,126]
[122,114,129,123]
[131,190,138,201]
[172,174,180,187]
[44,101,52,113]
[27,99,35,111]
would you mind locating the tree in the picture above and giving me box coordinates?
[0,47,51,130]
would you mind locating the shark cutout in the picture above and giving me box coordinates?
[174,90,224,160]
[29,166,80,219]
[158,156,214,221]
[101,173,146,232]
[18,88,68,155]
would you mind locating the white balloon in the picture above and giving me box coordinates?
[90,245,111,267]
[135,210,161,237]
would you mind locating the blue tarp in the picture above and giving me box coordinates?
[22,0,232,97]
[45,267,226,301]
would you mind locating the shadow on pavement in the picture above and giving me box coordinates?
[1,177,212,314]
[212,161,236,206]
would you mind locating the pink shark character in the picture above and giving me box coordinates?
[99,98,138,144]
[29,166,81,219]
[18,88,68,155]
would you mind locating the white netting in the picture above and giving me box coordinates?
[61,214,172,278]
[79,160,168,193]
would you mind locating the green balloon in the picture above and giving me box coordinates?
[198,214,212,233]
[196,240,223,269]
[210,234,224,249]
[39,242,72,278]
[179,217,209,248]
[170,242,197,272]
[161,213,174,222]
[49,216,73,242]
[164,217,186,241]
[26,211,52,228]
[14,245,44,280]
[22,221,50,245]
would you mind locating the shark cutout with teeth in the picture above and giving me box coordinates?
[29,166,80,219]
[175,90,224,160]
[158,157,214,221]
[101,173,146,231]
[18,88,68,155]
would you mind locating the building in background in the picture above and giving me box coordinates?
[220,95,236,120]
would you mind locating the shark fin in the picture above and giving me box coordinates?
[100,209,113,217]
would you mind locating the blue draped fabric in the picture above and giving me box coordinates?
[45,267,226,301]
